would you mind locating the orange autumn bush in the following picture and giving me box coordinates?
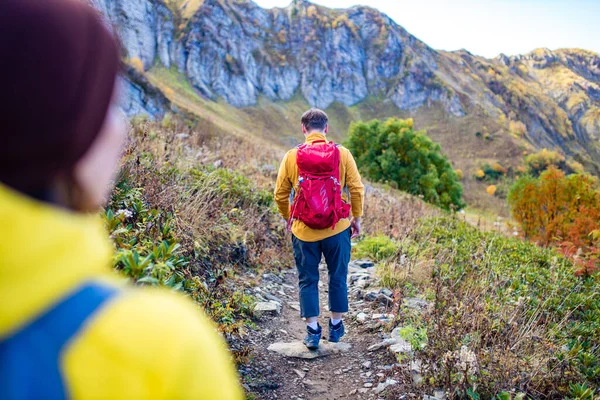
[508,166,600,275]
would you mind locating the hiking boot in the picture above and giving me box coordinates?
[328,319,345,343]
[303,324,322,350]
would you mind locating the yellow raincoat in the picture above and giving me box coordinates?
[0,183,242,399]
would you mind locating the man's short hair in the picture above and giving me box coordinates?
[301,108,329,132]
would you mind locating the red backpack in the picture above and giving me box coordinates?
[289,140,351,230]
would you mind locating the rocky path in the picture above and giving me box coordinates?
[241,260,423,400]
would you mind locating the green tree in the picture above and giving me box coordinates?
[345,118,465,210]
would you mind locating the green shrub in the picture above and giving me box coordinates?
[189,167,273,208]
[345,118,465,211]
[353,235,400,262]
[104,183,187,288]
[524,148,566,176]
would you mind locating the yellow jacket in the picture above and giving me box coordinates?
[0,183,243,399]
[274,132,365,242]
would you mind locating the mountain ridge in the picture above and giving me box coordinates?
[92,0,600,180]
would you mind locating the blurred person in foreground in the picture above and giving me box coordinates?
[0,0,242,398]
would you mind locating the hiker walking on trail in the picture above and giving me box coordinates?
[0,0,242,398]
[275,109,365,349]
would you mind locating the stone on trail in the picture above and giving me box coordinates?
[365,291,378,302]
[293,369,306,379]
[287,301,301,311]
[355,260,375,268]
[367,338,396,352]
[389,340,412,354]
[356,312,368,323]
[267,341,352,359]
[372,313,395,323]
[390,327,413,354]
[376,293,394,307]
[355,278,369,289]
[253,301,281,317]
[404,297,430,310]
[374,378,398,394]
[264,293,283,304]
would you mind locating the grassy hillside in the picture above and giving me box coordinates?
[141,63,524,216]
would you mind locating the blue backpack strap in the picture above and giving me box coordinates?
[0,282,119,400]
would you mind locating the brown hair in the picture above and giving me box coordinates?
[0,0,120,196]
[301,108,329,132]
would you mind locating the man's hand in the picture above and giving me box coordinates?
[350,217,361,239]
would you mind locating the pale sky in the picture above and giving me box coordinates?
[253,0,600,59]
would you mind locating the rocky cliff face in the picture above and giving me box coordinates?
[92,0,600,172]
[498,49,600,153]
[93,0,464,115]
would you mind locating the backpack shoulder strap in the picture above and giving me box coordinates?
[0,282,119,400]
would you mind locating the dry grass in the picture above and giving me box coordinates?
[123,116,293,276]
[361,184,435,238]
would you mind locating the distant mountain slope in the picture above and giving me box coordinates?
[91,0,600,179]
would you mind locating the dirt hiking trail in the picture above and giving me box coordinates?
[241,259,430,400]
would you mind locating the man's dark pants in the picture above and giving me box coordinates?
[292,228,351,318]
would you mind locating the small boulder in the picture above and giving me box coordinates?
[367,338,396,352]
[372,313,395,323]
[253,301,281,317]
[374,378,398,394]
[355,278,369,289]
[376,293,394,307]
[355,260,375,268]
[356,312,368,323]
[293,369,306,379]
[365,291,378,302]
[267,341,351,359]
[389,340,412,355]
[264,293,283,304]
[404,297,430,310]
